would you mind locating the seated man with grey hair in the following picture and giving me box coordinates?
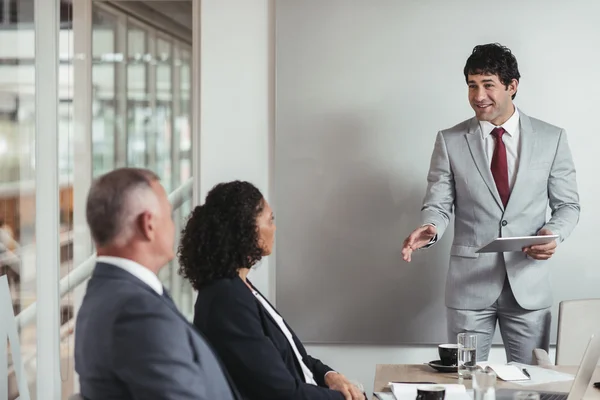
[75,168,239,400]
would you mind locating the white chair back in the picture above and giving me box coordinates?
[556,298,600,365]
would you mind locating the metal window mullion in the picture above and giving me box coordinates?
[115,12,128,168]
[191,0,199,208]
[268,0,277,304]
[146,27,157,170]
[72,0,93,392]
[3,0,8,24]
[171,43,181,187]
[73,0,93,258]
[148,27,166,282]
[35,0,61,396]
[170,42,182,302]
[189,0,200,313]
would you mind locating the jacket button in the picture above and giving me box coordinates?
[501,220,508,226]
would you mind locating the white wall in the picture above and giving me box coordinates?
[198,1,560,396]
[199,0,275,297]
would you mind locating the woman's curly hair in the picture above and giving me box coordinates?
[178,180,265,290]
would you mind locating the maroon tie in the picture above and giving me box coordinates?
[490,127,510,207]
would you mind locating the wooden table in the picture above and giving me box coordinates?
[372,364,600,400]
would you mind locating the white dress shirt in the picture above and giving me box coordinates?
[479,107,521,190]
[252,289,318,386]
[97,255,163,295]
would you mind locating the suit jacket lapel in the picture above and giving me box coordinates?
[505,110,536,212]
[245,278,281,328]
[464,118,504,210]
[246,278,309,380]
[249,281,297,343]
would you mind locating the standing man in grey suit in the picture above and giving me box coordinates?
[75,168,238,399]
[401,43,580,363]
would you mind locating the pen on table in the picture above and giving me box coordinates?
[522,368,531,379]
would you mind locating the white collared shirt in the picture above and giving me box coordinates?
[96,255,163,295]
[252,290,318,386]
[479,107,521,190]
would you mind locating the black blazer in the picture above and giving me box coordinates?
[194,276,345,400]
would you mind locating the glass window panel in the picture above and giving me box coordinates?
[127,100,149,168]
[92,9,117,177]
[0,2,36,397]
[127,25,145,58]
[92,9,115,59]
[155,101,172,191]
[0,1,194,398]
[126,64,146,101]
[156,37,171,99]
[177,47,191,189]
[127,22,148,168]
[179,48,191,155]
[180,158,191,184]
[156,37,172,191]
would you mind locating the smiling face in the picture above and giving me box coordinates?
[468,73,518,126]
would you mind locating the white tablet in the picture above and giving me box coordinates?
[476,235,559,253]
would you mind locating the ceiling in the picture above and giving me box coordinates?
[105,0,193,43]
[143,1,193,32]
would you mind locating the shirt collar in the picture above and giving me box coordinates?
[97,255,164,295]
[480,107,520,139]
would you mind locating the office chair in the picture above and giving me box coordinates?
[532,298,600,366]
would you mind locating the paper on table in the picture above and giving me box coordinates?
[374,392,398,400]
[507,363,575,387]
[476,363,529,381]
[389,383,470,400]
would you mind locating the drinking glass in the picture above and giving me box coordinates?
[457,332,477,379]
[473,369,496,400]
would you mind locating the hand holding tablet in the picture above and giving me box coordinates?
[477,234,558,253]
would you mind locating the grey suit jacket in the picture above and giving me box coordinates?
[75,262,237,400]
[421,110,580,311]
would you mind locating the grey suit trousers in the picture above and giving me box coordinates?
[446,276,551,363]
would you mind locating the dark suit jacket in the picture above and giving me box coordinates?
[193,276,345,400]
[75,262,239,400]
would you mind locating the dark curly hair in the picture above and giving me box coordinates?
[178,180,265,290]
[464,43,521,99]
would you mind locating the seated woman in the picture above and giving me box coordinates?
[178,181,364,400]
